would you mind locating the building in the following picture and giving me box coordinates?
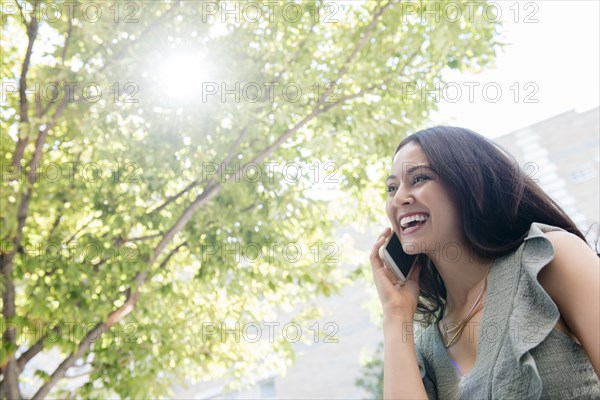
[494,107,599,245]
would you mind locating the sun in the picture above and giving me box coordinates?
[157,53,209,99]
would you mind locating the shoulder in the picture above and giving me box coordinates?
[519,223,598,276]
[537,228,600,373]
[530,225,599,304]
[538,229,599,289]
[536,228,599,309]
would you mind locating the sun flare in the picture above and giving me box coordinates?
[157,53,209,99]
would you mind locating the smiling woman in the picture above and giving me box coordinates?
[369,126,600,399]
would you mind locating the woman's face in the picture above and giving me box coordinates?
[385,141,463,256]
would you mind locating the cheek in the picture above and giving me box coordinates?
[385,198,394,217]
[433,195,461,228]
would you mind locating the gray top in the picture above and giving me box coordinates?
[415,222,600,399]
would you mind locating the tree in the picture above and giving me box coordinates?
[1,0,500,397]
[355,341,384,399]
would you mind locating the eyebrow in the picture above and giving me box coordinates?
[386,164,435,181]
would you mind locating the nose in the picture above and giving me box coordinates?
[392,183,413,208]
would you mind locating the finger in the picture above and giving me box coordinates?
[380,260,401,285]
[374,263,404,290]
[371,238,399,285]
[369,227,391,267]
[373,264,399,295]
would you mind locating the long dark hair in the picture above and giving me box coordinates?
[393,126,591,325]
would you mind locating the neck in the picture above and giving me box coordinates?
[426,246,493,316]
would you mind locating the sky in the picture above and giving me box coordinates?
[430,1,600,139]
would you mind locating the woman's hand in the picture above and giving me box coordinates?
[370,227,423,320]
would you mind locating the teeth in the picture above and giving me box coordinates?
[400,214,429,229]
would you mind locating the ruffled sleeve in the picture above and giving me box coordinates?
[489,222,565,398]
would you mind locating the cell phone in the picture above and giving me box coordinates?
[380,231,420,282]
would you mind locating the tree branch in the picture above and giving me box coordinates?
[1,7,105,394]
[148,185,223,268]
[11,0,40,174]
[147,178,202,215]
[148,124,250,215]
[31,323,108,399]
[4,97,73,269]
[332,38,423,106]
[126,233,162,243]
[31,182,222,398]
[218,2,394,185]
[158,241,187,272]
[47,214,63,242]
[0,291,19,399]
[16,327,60,372]
[15,0,27,26]
[65,216,97,244]
[61,17,74,65]
[221,126,250,167]
[336,0,394,81]
[64,368,93,379]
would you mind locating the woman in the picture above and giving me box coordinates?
[370,126,600,399]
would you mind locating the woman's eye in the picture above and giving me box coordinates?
[386,185,397,193]
[413,175,430,184]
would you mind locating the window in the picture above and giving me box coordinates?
[260,378,276,398]
[569,165,597,184]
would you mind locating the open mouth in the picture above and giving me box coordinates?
[400,214,429,231]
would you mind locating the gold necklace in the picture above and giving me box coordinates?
[441,265,491,348]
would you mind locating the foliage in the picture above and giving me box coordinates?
[355,342,384,400]
[1,0,500,397]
